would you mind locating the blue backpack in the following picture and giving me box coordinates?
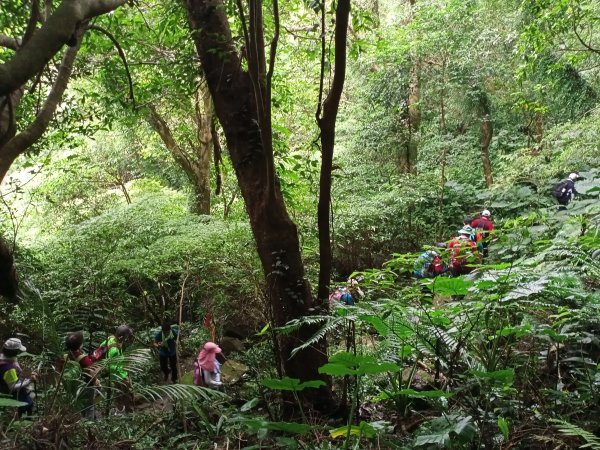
[340,292,354,305]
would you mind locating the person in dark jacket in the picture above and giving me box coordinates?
[154,319,179,383]
[555,173,579,208]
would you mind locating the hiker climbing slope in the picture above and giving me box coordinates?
[448,226,480,276]
[194,341,223,389]
[553,173,580,208]
[413,244,448,279]
[65,331,98,419]
[154,319,179,383]
[471,209,494,258]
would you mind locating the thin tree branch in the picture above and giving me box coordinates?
[266,0,279,102]
[0,0,129,96]
[0,35,21,51]
[23,0,40,45]
[87,24,136,108]
[573,22,600,55]
[0,25,87,183]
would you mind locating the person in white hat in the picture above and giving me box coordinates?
[471,209,494,258]
[554,173,580,208]
[447,226,480,277]
[0,338,36,416]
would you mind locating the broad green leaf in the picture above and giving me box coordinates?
[261,377,325,391]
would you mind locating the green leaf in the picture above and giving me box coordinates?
[498,416,509,441]
[256,323,270,336]
[358,315,389,336]
[261,377,325,391]
[0,397,28,408]
[426,276,473,296]
[397,389,453,399]
[470,369,514,384]
[240,397,260,412]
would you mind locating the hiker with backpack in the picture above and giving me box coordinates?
[553,173,580,208]
[65,331,98,419]
[413,245,448,279]
[96,325,134,412]
[194,341,223,389]
[154,319,179,384]
[447,226,480,276]
[95,325,133,381]
[0,338,37,416]
[471,209,494,258]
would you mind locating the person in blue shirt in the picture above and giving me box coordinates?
[154,319,179,383]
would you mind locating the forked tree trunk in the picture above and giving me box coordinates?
[185,0,332,405]
[148,90,213,215]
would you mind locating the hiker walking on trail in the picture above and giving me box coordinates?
[471,209,494,258]
[194,342,223,389]
[448,226,480,276]
[96,325,134,412]
[65,331,97,419]
[154,319,179,383]
[96,325,133,381]
[0,338,37,416]
[413,245,448,279]
[553,173,580,208]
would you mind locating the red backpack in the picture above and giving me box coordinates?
[91,337,117,362]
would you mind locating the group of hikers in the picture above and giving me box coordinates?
[413,209,495,280]
[412,171,582,281]
[0,319,225,418]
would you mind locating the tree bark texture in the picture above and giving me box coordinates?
[0,236,18,303]
[0,0,128,97]
[185,0,330,395]
[316,0,351,304]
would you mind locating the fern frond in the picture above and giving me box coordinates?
[289,316,348,358]
[135,383,226,403]
[551,419,600,450]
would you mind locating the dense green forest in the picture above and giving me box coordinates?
[0,0,599,448]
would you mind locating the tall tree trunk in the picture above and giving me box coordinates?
[477,91,494,187]
[406,0,420,175]
[185,0,332,407]
[316,0,351,303]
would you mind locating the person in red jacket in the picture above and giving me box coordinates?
[448,226,480,276]
[471,209,494,258]
[65,331,97,419]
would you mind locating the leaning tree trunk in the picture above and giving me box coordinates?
[148,95,212,215]
[185,0,332,405]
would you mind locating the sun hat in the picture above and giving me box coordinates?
[458,226,472,235]
[3,338,26,352]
